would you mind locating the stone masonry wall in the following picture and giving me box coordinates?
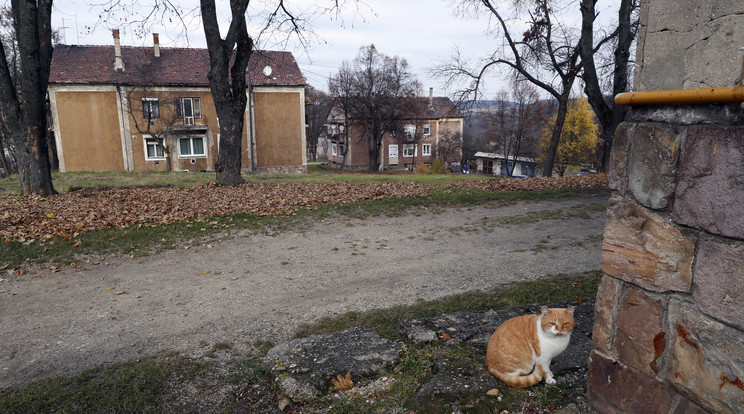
[587,115,744,413]
[587,3,744,412]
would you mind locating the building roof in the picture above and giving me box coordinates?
[49,45,305,87]
[333,96,463,121]
[425,97,464,119]
[474,152,536,163]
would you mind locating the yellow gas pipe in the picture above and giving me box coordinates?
[614,86,744,106]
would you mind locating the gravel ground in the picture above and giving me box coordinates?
[0,191,608,389]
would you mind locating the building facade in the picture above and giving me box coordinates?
[48,31,307,173]
[326,93,463,171]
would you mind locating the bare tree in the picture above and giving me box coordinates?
[0,0,55,194]
[488,83,542,176]
[579,0,638,172]
[437,132,462,166]
[305,85,332,162]
[327,60,355,169]
[433,0,621,177]
[390,98,429,171]
[432,0,582,177]
[328,45,420,172]
[124,87,185,171]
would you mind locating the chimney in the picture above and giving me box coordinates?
[429,87,434,109]
[112,29,123,71]
[153,33,160,58]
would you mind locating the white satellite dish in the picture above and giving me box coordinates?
[263,65,272,77]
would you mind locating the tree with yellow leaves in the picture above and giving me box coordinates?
[538,98,601,176]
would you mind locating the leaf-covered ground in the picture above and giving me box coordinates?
[0,174,607,242]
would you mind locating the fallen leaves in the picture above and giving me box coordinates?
[331,371,354,392]
[0,175,607,242]
[450,173,608,193]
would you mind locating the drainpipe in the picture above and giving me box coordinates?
[615,86,744,106]
[247,68,257,172]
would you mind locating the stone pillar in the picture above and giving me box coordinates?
[587,1,744,413]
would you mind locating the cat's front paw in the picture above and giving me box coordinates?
[545,377,556,385]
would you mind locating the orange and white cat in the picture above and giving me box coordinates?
[486,306,575,388]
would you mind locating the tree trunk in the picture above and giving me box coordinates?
[0,0,56,195]
[542,94,570,177]
[366,129,377,172]
[0,130,9,177]
[200,0,250,186]
[579,0,632,172]
[47,129,59,170]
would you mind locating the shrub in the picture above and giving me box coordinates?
[431,159,449,174]
[414,164,432,174]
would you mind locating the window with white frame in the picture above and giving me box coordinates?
[404,124,416,141]
[142,98,160,119]
[331,142,338,157]
[174,97,202,125]
[179,136,205,157]
[403,144,416,157]
[144,136,166,160]
[339,141,345,156]
[422,144,431,156]
[423,124,431,136]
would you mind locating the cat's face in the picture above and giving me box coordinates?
[540,306,575,337]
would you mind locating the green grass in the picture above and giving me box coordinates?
[0,171,217,194]
[0,170,491,195]
[293,270,601,341]
[0,352,207,414]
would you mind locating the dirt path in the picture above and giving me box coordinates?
[0,192,608,389]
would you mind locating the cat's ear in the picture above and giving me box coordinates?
[566,306,575,316]
[541,305,549,316]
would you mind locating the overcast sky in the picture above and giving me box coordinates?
[50,0,619,99]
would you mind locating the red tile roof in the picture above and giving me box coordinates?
[338,96,463,120]
[49,45,305,87]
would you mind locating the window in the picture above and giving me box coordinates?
[403,144,416,157]
[142,98,160,119]
[179,137,205,157]
[404,124,416,141]
[388,145,398,157]
[331,142,338,157]
[144,136,166,160]
[422,144,431,156]
[175,97,202,125]
[423,124,431,136]
[339,141,345,156]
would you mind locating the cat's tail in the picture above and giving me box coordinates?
[489,364,544,388]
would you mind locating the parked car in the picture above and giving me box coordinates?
[448,166,463,174]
